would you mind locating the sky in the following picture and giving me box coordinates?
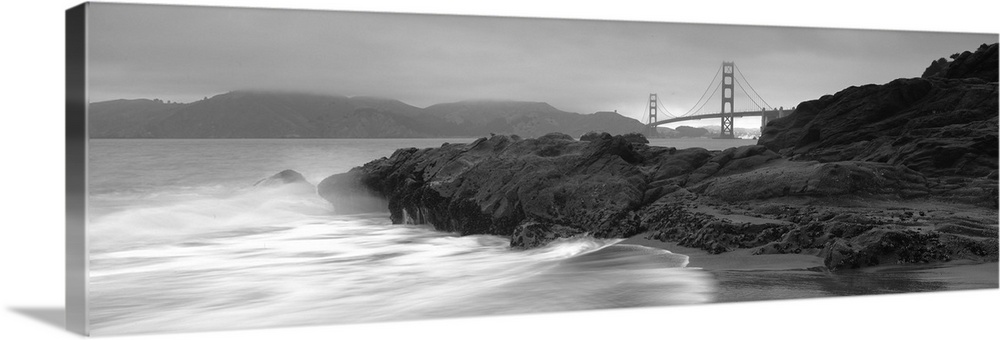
[87,3,998,128]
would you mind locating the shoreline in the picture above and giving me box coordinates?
[621,232,998,303]
[621,233,824,271]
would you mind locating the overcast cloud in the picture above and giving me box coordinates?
[88,3,998,126]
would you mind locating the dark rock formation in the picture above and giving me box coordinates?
[642,205,791,254]
[819,227,998,270]
[921,43,998,82]
[511,221,585,249]
[581,131,649,144]
[921,57,950,78]
[760,43,998,179]
[622,132,650,144]
[579,131,604,141]
[320,131,996,270]
[691,160,929,202]
[320,133,655,238]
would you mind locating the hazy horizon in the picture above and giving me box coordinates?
[88,89,773,134]
[87,3,998,129]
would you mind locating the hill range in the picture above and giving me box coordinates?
[88,92,652,138]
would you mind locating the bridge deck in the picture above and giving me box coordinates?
[649,109,786,126]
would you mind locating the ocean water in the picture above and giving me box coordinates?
[87,138,750,335]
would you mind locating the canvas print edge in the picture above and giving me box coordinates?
[66,2,88,336]
[65,1,999,337]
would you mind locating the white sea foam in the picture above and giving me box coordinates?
[87,139,717,335]
[90,203,714,334]
[88,185,330,252]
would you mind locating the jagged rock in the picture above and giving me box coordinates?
[921,57,950,78]
[686,145,781,184]
[580,131,609,141]
[819,228,949,269]
[690,160,929,202]
[622,132,650,144]
[510,221,584,249]
[582,131,650,145]
[760,43,999,179]
[319,134,651,244]
[922,43,998,81]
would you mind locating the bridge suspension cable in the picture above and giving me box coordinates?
[734,64,773,110]
[734,78,769,111]
[681,64,723,117]
[640,94,678,124]
[655,96,676,118]
[689,79,722,116]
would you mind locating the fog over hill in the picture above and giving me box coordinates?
[89,91,648,138]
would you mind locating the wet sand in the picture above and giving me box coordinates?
[621,233,999,303]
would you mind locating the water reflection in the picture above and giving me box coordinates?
[711,263,997,303]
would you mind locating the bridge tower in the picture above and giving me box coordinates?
[648,93,657,125]
[718,61,735,139]
[646,93,658,136]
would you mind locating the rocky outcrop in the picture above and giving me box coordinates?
[759,43,998,179]
[817,225,998,270]
[318,133,804,239]
[642,205,790,254]
[922,43,998,82]
[691,160,929,202]
[320,132,996,269]
[317,130,990,261]
[320,133,656,239]
[581,131,649,144]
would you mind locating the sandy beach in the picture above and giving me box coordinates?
[622,232,998,303]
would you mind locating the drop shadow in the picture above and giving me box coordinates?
[9,307,66,331]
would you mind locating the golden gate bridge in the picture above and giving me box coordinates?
[641,62,794,139]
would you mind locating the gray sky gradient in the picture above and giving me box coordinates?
[88,3,998,127]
